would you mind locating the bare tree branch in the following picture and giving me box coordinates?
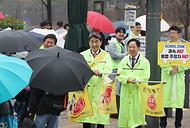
[162,0,190,40]
[41,0,47,7]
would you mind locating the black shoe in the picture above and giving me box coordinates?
[110,114,118,119]
[161,127,166,128]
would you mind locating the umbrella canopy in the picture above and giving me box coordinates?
[87,11,115,34]
[0,54,33,103]
[64,0,89,53]
[29,32,45,42]
[0,12,5,19]
[0,30,42,52]
[23,26,39,32]
[29,28,65,48]
[113,21,129,30]
[136,15,170,32]
[25,46,94,96]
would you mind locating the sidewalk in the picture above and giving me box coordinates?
[58,108,190,128]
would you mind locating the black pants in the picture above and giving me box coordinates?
[135,126,142,128]
[110,95,120,119]
[83,123,104,128]
[160,108,182,127]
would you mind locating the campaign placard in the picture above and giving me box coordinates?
[134,36,146,56]
[124,5,136,26]
[158,42,190,65]
[139,82,165,117]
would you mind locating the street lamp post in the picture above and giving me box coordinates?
[145,0,161,127]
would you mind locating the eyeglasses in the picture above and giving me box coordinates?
[169,32,178,35]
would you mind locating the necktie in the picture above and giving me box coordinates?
[131,57,135,68]
[93,52,97,58]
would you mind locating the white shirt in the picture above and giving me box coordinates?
[130,54,140,65]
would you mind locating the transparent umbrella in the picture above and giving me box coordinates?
[136,15,170,32]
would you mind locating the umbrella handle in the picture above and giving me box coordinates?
[24,44,28,51]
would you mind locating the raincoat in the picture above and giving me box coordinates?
[78,49,113,125]
[161,65,189,108]
[161,40,190,108]
[124,32,141,48]
[117,54,150,128]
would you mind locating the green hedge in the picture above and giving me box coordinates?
[0,16,26,30]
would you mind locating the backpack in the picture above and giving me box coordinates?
[21,118,35,128]
[46,93,68,113]
[0,101,10,116]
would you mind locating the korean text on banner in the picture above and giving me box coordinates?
[134,36,146,56]
[139,82,165,117]
[124,5,136,26]
[97,75,117,114]
[158,42,190,65]
[67,87,94,122]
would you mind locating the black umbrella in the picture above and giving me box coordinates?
[0,30,42,52]
[25,46,94,95]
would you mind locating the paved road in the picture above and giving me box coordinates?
[58,108,190,128]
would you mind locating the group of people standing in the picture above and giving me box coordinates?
[76,22,148,128]
[0,20,69,128]
[28,21,188,128]
[1,19,187,128]
[40,20,69,31]
[31,21,148,128]
[78,24,189,128]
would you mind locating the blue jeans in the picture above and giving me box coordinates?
[35,114,58,128]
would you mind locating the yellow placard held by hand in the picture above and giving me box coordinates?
[158,42,190,65]
[67,86,93,122]
[139,82,165,117]
[97,75,117,114]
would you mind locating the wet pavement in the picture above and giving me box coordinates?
[58,108,190,128]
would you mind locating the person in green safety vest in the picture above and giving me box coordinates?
[124,22,142,49]
[108,27,128,119]
[128,22,142,39]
